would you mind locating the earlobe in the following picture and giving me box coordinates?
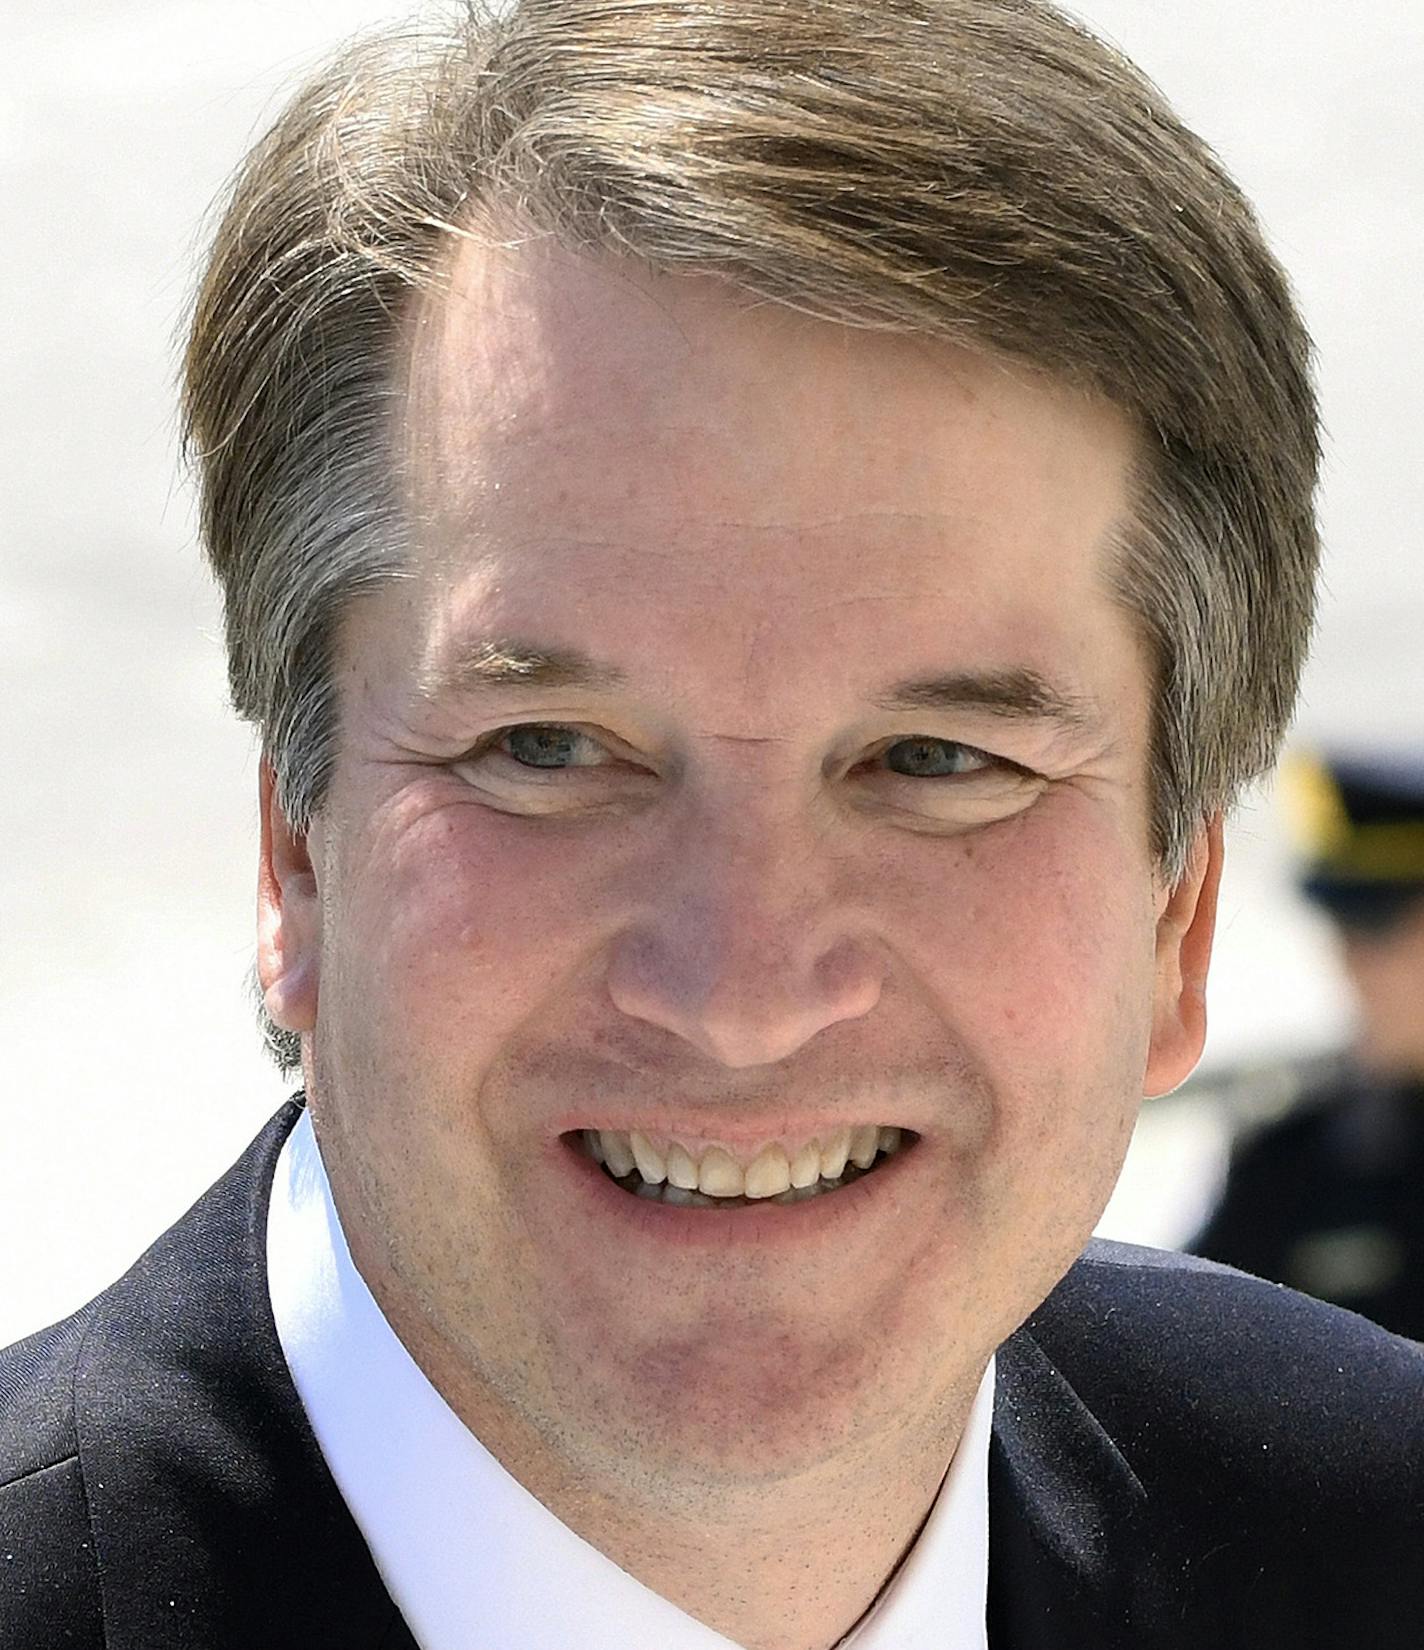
[257,760,321,1034]
[1143,814,1224,1098]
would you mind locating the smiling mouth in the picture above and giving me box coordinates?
[573,1126,914,1208]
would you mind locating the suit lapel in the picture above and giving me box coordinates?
[72,1102,418,1650]
[987,1322,1155,1650]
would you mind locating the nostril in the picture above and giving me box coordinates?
[815,937,887,1018]
[605,927,886,1069]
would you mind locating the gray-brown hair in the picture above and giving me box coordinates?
[184,0,1319,1067]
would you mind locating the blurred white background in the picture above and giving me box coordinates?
[3,1,1421,1345]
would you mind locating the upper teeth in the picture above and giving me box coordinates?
[586,1126,904,1200]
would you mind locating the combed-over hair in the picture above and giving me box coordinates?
[183,0,1320,1067]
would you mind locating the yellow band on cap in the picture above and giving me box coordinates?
[1282,753,1424,880]
[1282,754,1353,856]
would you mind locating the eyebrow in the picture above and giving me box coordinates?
[417,639,625,702]
[419,642,1094,734]
[873,668,1096,732]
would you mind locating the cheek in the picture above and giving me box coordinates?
[880,799,1159,1165]
[910,809,1154,1026]
[323,796,609,1056]
[888,808,1157,1302]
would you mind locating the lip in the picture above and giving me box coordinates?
[546,1129,922,1250]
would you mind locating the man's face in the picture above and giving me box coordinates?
[262,238,1217,1494]
[1340,897,1424,1079]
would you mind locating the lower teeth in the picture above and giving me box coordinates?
[610,1158,877,1208]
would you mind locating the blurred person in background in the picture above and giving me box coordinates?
[1193,750,1424,1338]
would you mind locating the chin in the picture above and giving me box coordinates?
[552,1301,956,1490]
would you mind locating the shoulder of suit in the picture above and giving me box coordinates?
[1029,1240,1424,1511]
[0,1094,305,1487]
[0,1305,93,1486]
[0,1306,105,1643]
[0,1099,306,1644]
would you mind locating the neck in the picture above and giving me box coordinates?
[376,1279,979,1650]
[561,1456,958,1650]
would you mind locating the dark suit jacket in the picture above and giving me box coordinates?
[3,1100,1421,1648]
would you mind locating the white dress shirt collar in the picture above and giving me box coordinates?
[267,1107,993,1650]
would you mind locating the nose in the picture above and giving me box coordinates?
[604,815,886,1068]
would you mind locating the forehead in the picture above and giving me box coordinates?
[392,232,1142,712]
[405,232,1134,517]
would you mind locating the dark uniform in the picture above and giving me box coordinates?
[1193,1058,1424,1338]
[1191,750,1424,1341]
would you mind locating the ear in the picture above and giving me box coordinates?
[257,760,321,1034]
[1143,814,1224,1098]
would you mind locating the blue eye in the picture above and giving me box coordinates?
[501,724,603,768]
[882,738,990,778]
